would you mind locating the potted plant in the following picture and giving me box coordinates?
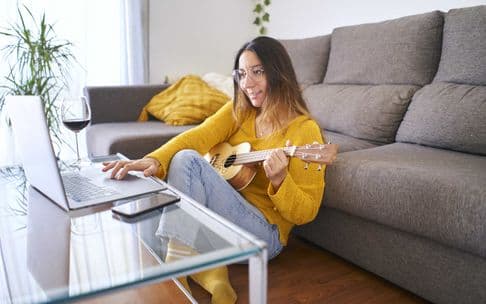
[0,5,76,153]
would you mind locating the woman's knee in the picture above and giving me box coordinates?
[169,149,200,172]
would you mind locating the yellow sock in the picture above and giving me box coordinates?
[191,266,237,304]
[166,239,237,304]
[165,238,197,293]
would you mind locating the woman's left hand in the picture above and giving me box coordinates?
[263,140,291,190]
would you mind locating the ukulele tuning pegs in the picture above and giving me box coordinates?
[317,164,322,171]
[304,162,309,170]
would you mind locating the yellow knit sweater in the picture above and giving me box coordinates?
[146,102,325,245]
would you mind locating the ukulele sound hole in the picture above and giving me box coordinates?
[224,155,236,168]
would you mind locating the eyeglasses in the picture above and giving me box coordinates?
[232,65,265,84]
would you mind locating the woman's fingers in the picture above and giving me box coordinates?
[101,161,116,171]
[263,148,289,189]
[115,162,134,180]
[101,160,124,179]
[101,158,160,180]
[110,161,129,179]
[264,149,288,176]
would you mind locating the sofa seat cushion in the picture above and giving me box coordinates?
[86,122,195,159]
[323,130,381,153]
[324,11,443,85]
[396,82,486,156]
[324,143,486,258]
[434,5,486,86]
[304,84,420,143]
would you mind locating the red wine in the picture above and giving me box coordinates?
[63,119,90,132]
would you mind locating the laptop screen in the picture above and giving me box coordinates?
[7,96,70,210]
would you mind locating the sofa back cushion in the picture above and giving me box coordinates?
[434,5,486,86]
[396,6,486,156]
[396,83,486,155]
[304,84,420,144]
[280,35,331,87]
[324,11,443,85]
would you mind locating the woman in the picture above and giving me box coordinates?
[103,36,337,303]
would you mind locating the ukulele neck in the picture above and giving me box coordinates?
[232,146,297,165]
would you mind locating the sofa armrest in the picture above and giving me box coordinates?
[84,84,169,124]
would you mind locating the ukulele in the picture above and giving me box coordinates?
[204,142,338,191]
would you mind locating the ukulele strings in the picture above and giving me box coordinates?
[232,147,293,163]
[233,146,323,164]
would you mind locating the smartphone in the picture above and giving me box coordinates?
[111,192,180,218]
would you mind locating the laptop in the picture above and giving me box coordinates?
[6,96,166,210]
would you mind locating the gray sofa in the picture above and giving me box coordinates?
[85,84,195,159]
[85,5,486,304]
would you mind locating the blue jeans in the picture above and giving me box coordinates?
[164,149,283,260]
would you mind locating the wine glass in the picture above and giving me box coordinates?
[61,96,91,167]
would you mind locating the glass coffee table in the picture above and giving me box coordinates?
[0,164,267,303]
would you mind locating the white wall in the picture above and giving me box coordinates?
[1,0,123,91]
[148,0,255,84]
[268,0,486,38]
[148,0,485,83]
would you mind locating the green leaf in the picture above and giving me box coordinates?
[253,4,263,13]
[259,26,267,35]
[264,0,271,6]
[253,17,261,26]
[262,13,270,22]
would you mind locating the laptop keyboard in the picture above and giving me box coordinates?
[62,172,119,202]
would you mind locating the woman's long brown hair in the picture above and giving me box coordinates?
[232,36,309,131]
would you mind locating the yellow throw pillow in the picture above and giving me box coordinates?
[138,75,231,125]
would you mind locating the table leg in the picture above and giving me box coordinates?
[249,248,267,304]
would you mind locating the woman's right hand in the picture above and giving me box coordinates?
[102,157,161,180]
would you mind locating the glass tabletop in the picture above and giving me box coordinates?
[0,165,265,303]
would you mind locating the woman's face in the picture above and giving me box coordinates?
[237,50,268,108]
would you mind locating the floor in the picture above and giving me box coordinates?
[79,235,429,304]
